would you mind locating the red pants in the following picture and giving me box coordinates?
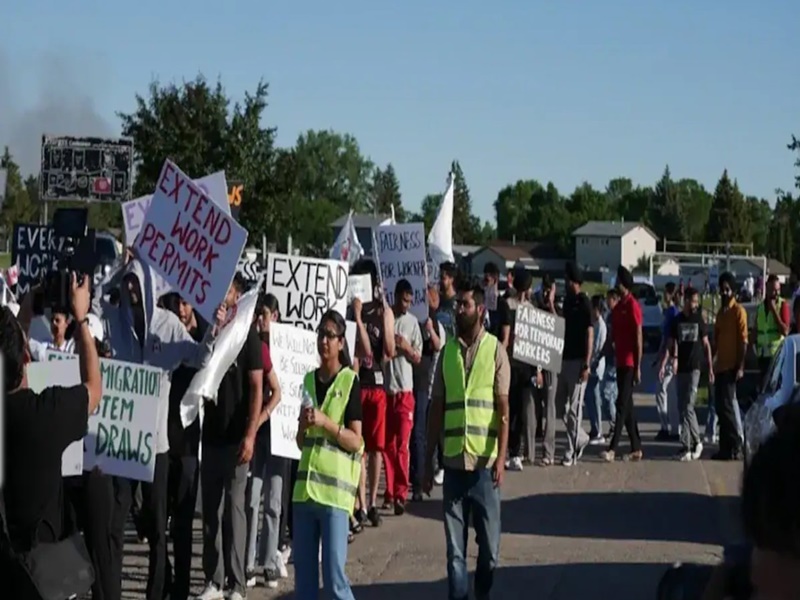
[383,391,415,503]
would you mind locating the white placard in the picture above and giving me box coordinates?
[135,160,248,324]
[42,352,163,481]
[376,223,428,322]
[266,253,349,330]
[348,274,372,303]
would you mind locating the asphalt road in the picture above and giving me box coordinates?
[120,358,744,599]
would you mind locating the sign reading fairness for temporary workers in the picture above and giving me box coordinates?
[376,223,428,322]
[136,160,248,324]
[266,253,349,330]
[512,303,566,374]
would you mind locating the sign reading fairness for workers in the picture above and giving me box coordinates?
[136,160,248,324]
[512,303,566,374]
[376,223,428,322]
[266,253,349,330]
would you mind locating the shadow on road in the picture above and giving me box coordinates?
[274,562,684,599]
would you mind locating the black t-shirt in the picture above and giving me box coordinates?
[4,385,88,550]
[670,311,707,373]
[356,301,385,388]
[203,323,263,446]
[488,296,511,338]
[562,291,592,361]
[168,320,206,457]
[311,369,363,424]
[422,307,441,357]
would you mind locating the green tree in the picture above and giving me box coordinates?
[450,160,482,244]
[527,182,572,253]
[369,163,405,222]
[0,148,37,235]
[648,166,687,243]
[493,180,539,241]
[616,185,654,225]
[770,195,794,265]
[706,169,751,245]
[747,196,773,255]
[604,177,634,209]
[410,193,442,234]
[675,179,712,243]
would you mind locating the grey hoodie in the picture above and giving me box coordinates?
[92,259,216,454]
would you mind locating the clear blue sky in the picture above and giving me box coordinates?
[1,0,797,222]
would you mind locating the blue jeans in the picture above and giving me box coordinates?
[599,367,618,431]
[585,374,602,438]
[410,386,430,493]
[293,502,355,600]
[443,468,501,600]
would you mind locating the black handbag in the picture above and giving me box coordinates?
[0,493,95,600]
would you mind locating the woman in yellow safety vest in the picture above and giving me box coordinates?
[293,309,364,600]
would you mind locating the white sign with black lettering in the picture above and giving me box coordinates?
[348,274,372,303]
[375,223,428,322]
[512,303,566,374]
[266,254,349,330]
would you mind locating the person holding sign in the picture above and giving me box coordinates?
[293,309,364,600]
[423,284,511,600]
[27,305,75,360]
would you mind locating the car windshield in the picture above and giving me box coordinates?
[631,282,659,306]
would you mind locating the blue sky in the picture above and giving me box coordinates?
[1,0,797,222]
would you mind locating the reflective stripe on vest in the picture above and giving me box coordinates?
[442,333,499,459]
[292,368,363,513]
[756,299,784,357]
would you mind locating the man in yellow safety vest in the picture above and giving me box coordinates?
[755,274,790,381]
[424,283,511,600]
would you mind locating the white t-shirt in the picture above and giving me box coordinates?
[29,338,75,362]
[387,312,423,394]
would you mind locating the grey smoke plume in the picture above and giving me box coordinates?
[0,48,116,178]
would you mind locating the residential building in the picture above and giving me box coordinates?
[470,241,569,279]
[727,257,791,284]
[573,220,658,272]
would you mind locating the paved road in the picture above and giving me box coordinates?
[121,386,743,599]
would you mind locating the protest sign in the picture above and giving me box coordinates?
[121,171,230,245]
[28,360,83,476]
[10,224,65,294]
[376,223,428,322]
[136,160,248,324]
[348,274,372,303]
[266,253,349,330]
[46,350,77,361]
[512,303,566,374]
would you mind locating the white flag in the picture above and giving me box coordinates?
[427,172,455,282]
[180,281,262,427]
[330,211,365,267]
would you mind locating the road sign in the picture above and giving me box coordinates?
[39,135,134,202]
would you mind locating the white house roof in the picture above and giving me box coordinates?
[572,220,657,240]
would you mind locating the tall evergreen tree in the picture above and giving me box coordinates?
[369,163,405,222]
[0,148,37,233]
[450,160,481,244]
[648,165,687,242]
[706,169,751,245]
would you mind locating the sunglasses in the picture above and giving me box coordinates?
[317,329,342,341]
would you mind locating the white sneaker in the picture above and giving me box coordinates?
[195,583,224,600]
[280,544,292,565]
[561,456,575,467]
[245,570,257,588]
[433,469,444,486]
[508,456,523,471]
[276,552,289,578]
[677,451,693,462]
[691,443,704,460]
[229,592,246,600]
[589,436,606,446]
[264,567,280,589]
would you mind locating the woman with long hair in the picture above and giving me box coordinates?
[293,309,363,600]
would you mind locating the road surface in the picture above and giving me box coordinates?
[120,398,743,598]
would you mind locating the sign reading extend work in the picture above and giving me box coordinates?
[512,304,566,374]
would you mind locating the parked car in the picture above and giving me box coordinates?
[93,232,123,285]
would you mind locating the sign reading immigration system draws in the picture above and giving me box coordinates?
[376,223,428,322]
[11,224,65,294]
[266,253,349,330]
[40,135,134,202]
[512,303,566,374]
[136,160,248,324]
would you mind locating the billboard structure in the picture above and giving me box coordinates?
[39,135,134,202]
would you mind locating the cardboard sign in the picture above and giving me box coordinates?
[135,160,248,324]
[41,352,162,481]
[376,223,428,322]
[348,274,372,303]
[267,320,357,461]
[266,253,349,330]
[10,224,65,295]
[121,170,230,245]
[512,303,566,374]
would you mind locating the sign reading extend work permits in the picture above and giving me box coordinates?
[512,303,566,374]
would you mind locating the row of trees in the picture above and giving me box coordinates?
[1,77,799,264]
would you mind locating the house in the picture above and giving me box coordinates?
[329,213,392,257]
[573,220,658,272]
[451,244,482,276]
[470,241,569,279]
[727,257,791,284]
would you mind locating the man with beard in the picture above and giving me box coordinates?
[755,274,790,382]
[423,284,510,600]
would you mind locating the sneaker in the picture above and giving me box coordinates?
[691,443,704,461]
[433,469,445,485]
[624,450,644,462]
[561,455,575,467]
[705,434,718,445]
[275,552,289,578]
[599,450,615,462]
[589,435,606,446]
[195,583,224,600]
[508,456,523,471]
[246,569,257,588]
[367,506,382,527]
[411,491,423,502]
[676,450,693,462]
[264,567,279,589]
[394,500,406,516]
[279,544,292,565]
[229,592,246,600]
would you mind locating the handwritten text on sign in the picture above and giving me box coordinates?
[512,303,566,374]
[266,254,349,330]
[136,160,247,324]
[11,224,65,294]
[376,223,428,322]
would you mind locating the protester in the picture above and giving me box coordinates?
[1,275,102,598]
[529,275,559,465]
[712,272,748,461]
[245,292,286,589]
[93,257,224,600]
[654,282,680,441]
[437,261,459,340]
[585,294,608,444]
[792,295,800,334]
[755,273,790,382]
[659,287,713,461]
[424,283,511,600]
[27,305,75,360]
[482,261,510,345]
[293,309,364,600]
[600,289,619,441]
[198,274,263,600]
[601,266,644,462]
[384,279,422,514]
[557,262,592,466]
